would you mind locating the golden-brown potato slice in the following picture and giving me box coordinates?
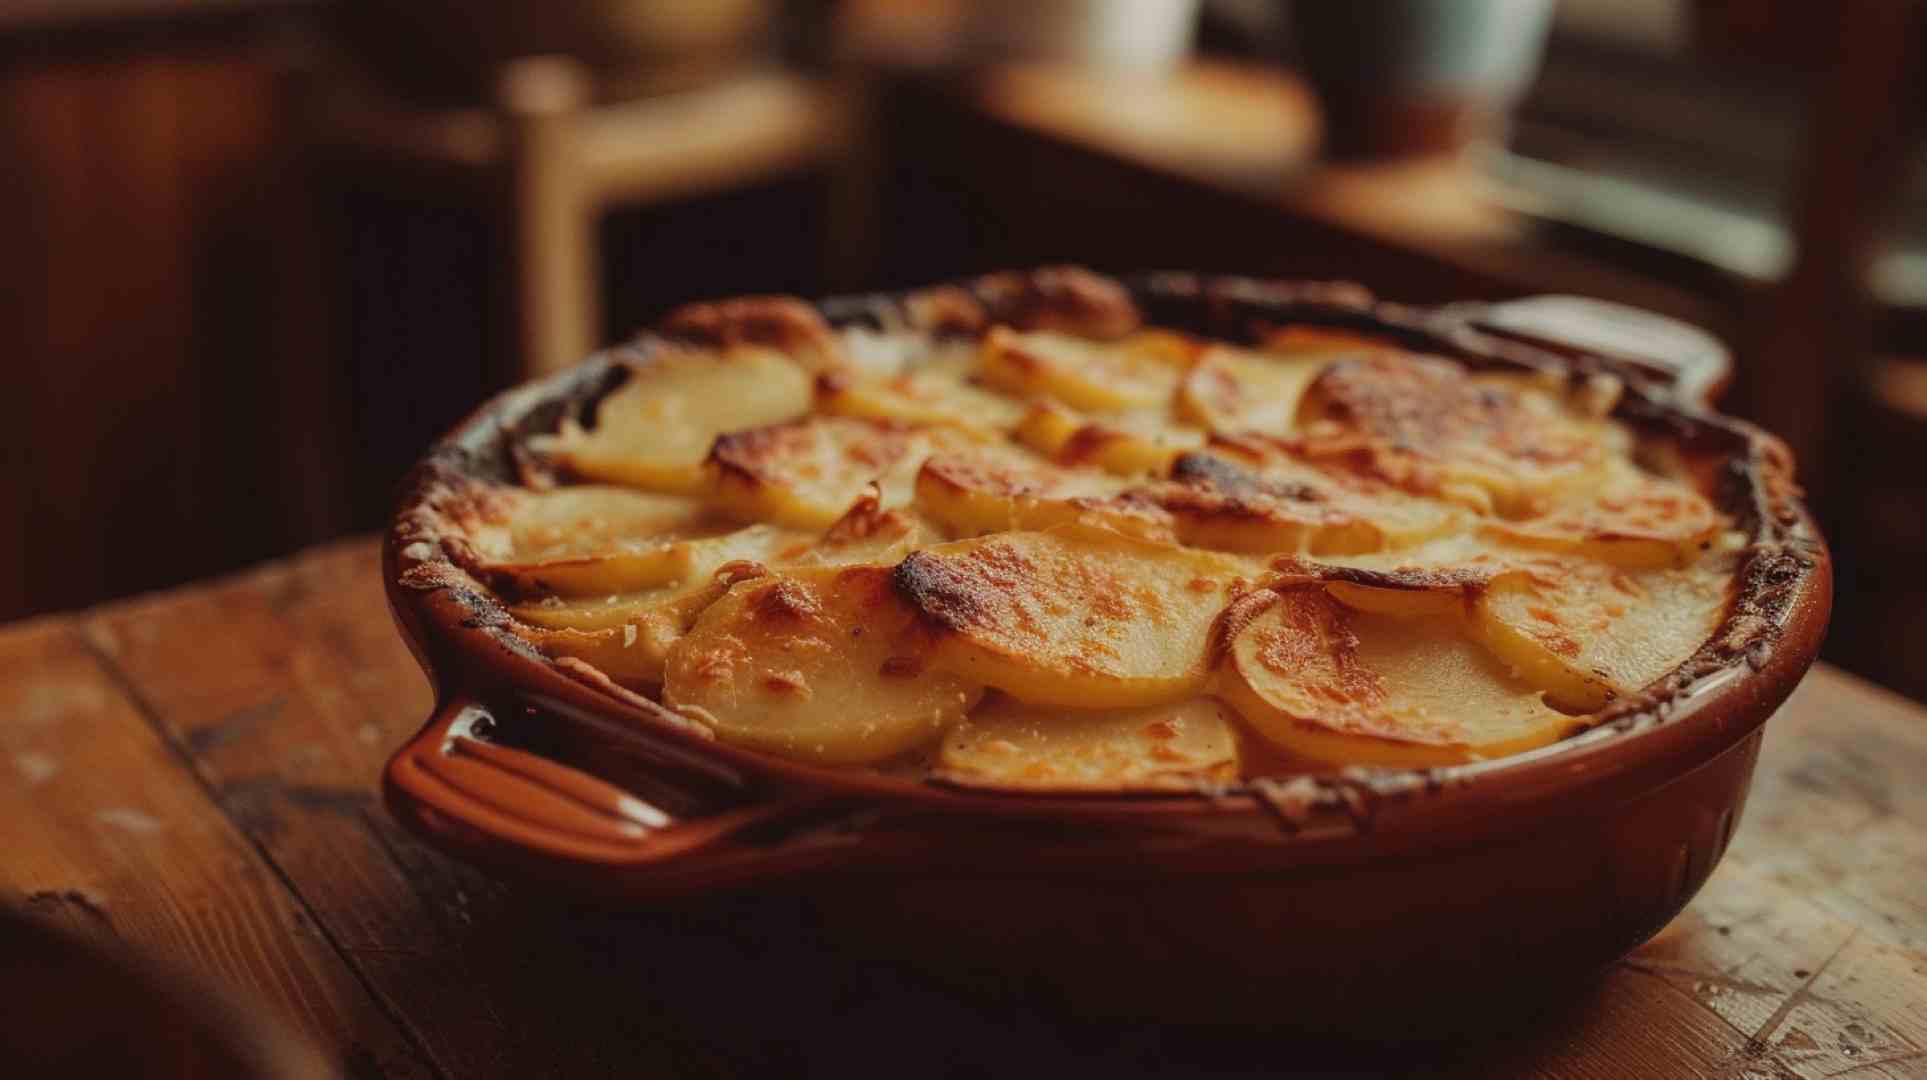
[1318,567,1495,619]
[817,349,1028,436]
[1175,345,1328,437]
[779,483,942,567]
[662,566,984,764]
[1014,400,1207,477]
[1295,354,1615,514]
[1134,452,1459,556]
[1306,533,1557,617]
[475,485,711,596]
[895,525,1258,708]
[708,416,933,529]
[937,696,1239,790]
[1470,556,1733,713]
[532,347,812,493]
[913,445,1168,540]
[1482,459,1722,569]
[1216,587,1578,767]
[978,326,1192,413]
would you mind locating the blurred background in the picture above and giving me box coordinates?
[3,0,1923,700]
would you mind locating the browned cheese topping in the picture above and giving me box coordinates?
[467,287,1742,784]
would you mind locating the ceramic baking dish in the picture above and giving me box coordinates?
[382,272,1830,1031]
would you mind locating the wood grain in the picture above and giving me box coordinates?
[1,536,1920,1077]
[0,617,431,1077]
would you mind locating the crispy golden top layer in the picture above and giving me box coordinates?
[450,282,1739,788]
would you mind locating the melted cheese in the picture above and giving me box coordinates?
[490,308,1741,782]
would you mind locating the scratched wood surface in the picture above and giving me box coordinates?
[1,536,1922,1078]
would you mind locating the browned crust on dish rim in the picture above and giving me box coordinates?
[385,268,1830,837]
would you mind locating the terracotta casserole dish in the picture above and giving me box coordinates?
[383,270,1829,1031]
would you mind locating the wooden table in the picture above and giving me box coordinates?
[3,537,1924,1077]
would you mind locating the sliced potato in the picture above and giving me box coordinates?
[474,485,716,596]
[895,525,1258,708]
[1319,568,1494,619]
[1175,345,1328,437]
[525,618,690,687]
[937,696,1239,790]
[501,485,706,560]
[1482,458,1722,569]
[1470,556,1733,713]
[509,524,800,633]
[1138,452,1459,556]
[978,326,1191,413]
[913,445,1168,540]
[817,349,1027,436]
[781,484,943,567]
[662,567,984,764]
[1216,587,1577,767]
[533,347,812,493]
[1015,400,1207,477]
[1296,354,1614,514]
[708,416,931,529]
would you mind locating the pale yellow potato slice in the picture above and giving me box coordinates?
[1216,587,1578,768]
[1014,400,1208,477]
[896,525,1259,708]
[525,618,691,688]
[977,326,1192,413]
[533,347,812,493]
[937,696,1239,790]
[817,349,1028,436]
[708,416,933,529]
[1175,345,1328,437]
[662,566,984,764]
[1471,556,1734,713]
[509,524,800,633]
[478,485,711,596]
[1482,458,1722,569]
[912,445,1168,540]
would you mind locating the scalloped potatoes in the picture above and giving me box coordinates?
[485,294,1738,787]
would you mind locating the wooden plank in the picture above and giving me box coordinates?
[80,538,749,1075]
[1737,666,1927,953]
[79,540,538,1076]
[0,617,432,1078]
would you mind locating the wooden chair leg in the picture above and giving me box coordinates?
[498,55,602,380]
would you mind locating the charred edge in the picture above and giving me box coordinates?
[1317,564,1489,593]
[966,266,1142,339]
[706,425,788,485]
[1169,451,1262,495]
[1206,587,1283,668]
[748,578,821,624]
[1167,452,1324,506]
[891,551,982,634]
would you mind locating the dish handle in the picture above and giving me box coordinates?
[383,693,824,885]
[1470,295,1733,408]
